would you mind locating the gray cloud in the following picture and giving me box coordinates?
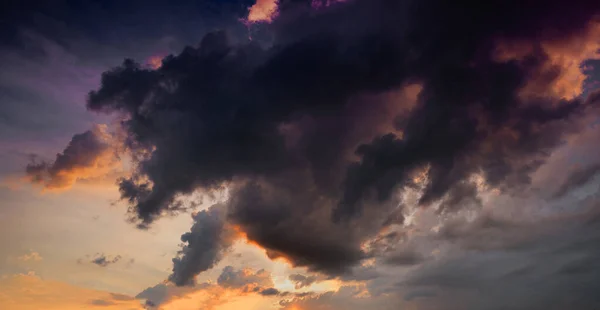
[25,125,115,189]
[43,0,600,290]
[217,265,273,289]
[553,164,600,198]
[90,253,122,267]
[398,203,600,310]
[136,282,201,308]
[383,248,425,266]
[168,204,237,286]
[89,299,115,306]
[289,274,319,289]
[88,292,135,307]
[259,287,280,296]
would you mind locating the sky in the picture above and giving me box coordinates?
[1,0,600,309]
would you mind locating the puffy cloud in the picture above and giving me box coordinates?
[17,250,42,262]
[217,265,274,289]
[25,124,120,190]
[49,0,600,289]
[494,23,600,100]
[216,265,289,297]
[246,0,279,23]
[79,253,123,267]
[169,204,237,286]
[136,282,200,308]
[138,266,281,308]
[289,274,319,289]
[259,287,281,296]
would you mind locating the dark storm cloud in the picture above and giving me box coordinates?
[1,0,261,172]
[76,0,600,284]
[226,181,368,275]
[169,204,236,286]
[403,289,437,301]
[259,287,281,296]
[383,248,425,266]
[553,163,600,198]
[399,204,600,310]
[435,212,544,252]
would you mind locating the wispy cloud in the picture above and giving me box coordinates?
[17,250,42,262]
[78,253,125,268]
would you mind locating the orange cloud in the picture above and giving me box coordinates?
[147,55,163,69]
[25,124,124,191]
[494,22,600,100]
[232,225,296,267]
[140,277,282,310]
[246,0,279,23]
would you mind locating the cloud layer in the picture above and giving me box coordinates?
[30,0,600,306]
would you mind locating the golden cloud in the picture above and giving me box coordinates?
[25,124,125,192]
[494,21,600,100]
[246,0,279,24]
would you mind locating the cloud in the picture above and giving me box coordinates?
[216,265,287,297]
[246,0,279,23]
[275,196,600,310]
[553,163,600,198]
[403,289,437,301]
[389,198,600,310]
[168,204,237,286]
[280,285,400,310]
[25,124,120,190]
[89,299,115,306]
[136,282,200,308]
[138,266,282,309]
[289,274,319,289]
[139,264,312,309]
[494,23,600,100]
[50,0,600,289]
[382,247,425,266]
[217,265,273,289]
[17,250,42,262]
[259,287,280,296]
[87,253,123,267]
[108,293,135,301]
